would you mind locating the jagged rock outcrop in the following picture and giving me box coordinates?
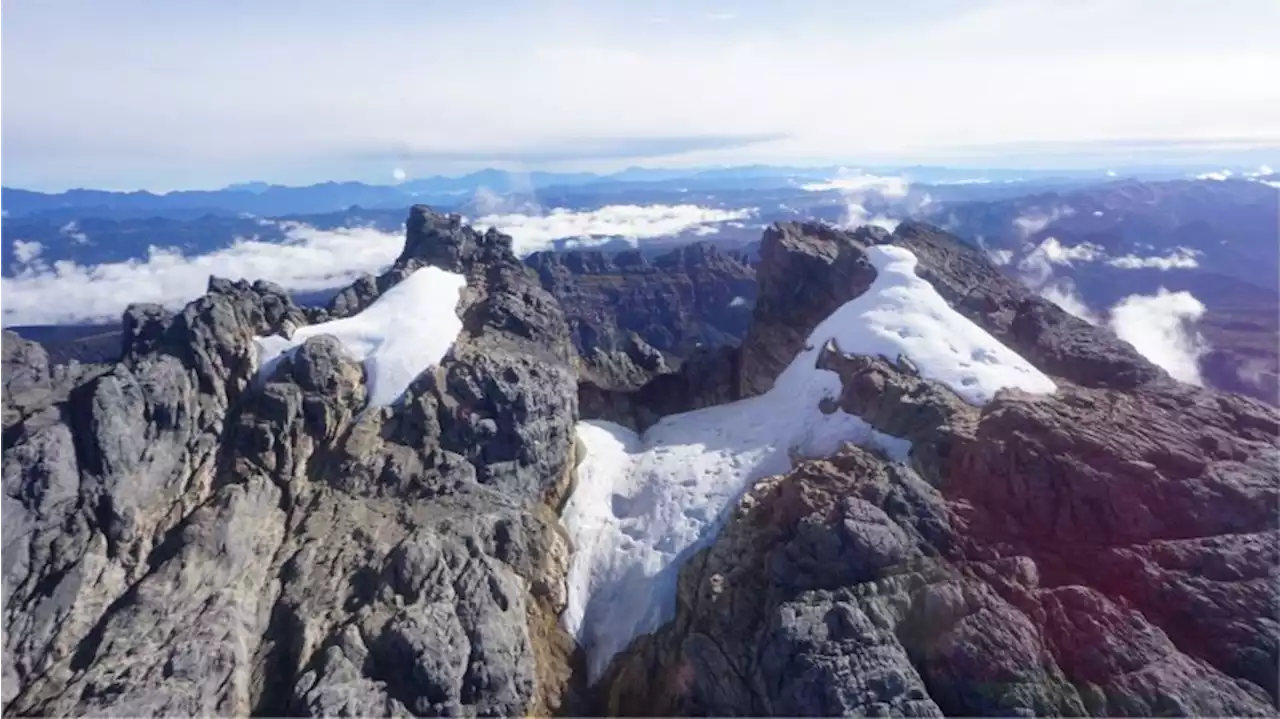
[593,222,1280,717]
[579,219,1165,429]
[2,206,583,716]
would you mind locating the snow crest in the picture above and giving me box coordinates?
[562,244,1056,679]
[254,266,466,407]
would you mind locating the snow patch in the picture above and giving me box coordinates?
[254,266,466,407]
[563,245,1056,679]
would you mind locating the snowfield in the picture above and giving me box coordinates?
[255,266,466,407]
[562,244,1057,679]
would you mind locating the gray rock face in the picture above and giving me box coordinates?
[2,206,581,716]
[526,242,756,362]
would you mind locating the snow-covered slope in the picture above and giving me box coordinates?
[255,266,466,407]
[562,244,1057,679]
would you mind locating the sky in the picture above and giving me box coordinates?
[3,0,1280,190]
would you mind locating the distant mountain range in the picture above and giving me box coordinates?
[0,163,1211,221]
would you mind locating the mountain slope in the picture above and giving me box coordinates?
[577,221,1279,716]
[2,207,583,715]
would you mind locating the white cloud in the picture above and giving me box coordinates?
[2,223,405,326]
[1106,247,1199,269]
[987,248,1014,266]
[1040,280,1099,324]
[391,167,407,182]
[1194,169,1234,180]
[1016,237,1104,285]
[1108,288,1207,385]
[1105,170,1117,177]
[801,170,908,232]
[1235,357,1274,390]
[728,296,747,307]
[1092,210,1104,217]
[1012,206,1075,238]
[800,169,909,197]
[59,220,90,244]
[1038,237,1104,264]
[1,204,752,325]
[705,11,737,21]
[12,240,44,264]
[475,204,753,255]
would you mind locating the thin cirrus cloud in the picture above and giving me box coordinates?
[357,133,790,165]
[1,204,751,326]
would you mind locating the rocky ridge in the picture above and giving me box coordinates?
[2,209,1277,717]
[3,206,582,716]
[588,221,1280,716]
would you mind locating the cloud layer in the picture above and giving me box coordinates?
[474,204,752,255]
[2,204,750,326]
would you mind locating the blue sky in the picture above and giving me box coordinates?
[3,0,1279,190]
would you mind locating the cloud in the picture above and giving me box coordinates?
[1012,206,1075,238]
[1194,169,1233,180]
[474,204,753,255]
[987,248,1014,266]
[1040,279,1099,324]
[801,170,908,231]
[12,240,44,265]
[2,223,405,326]
[391,167,407,182]
[59,221,90,244]
[355,133,789,165]
[1106,247,1199,269]
[1108,288,1207,385]
[1,204,753,325]
[1016,236,1103,286]
[800,170,909,197]
[1037,237,1104,265]
[705,11,738,21]
[1235,357,1275,390]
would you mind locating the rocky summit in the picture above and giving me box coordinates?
[3,206,1278,717]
